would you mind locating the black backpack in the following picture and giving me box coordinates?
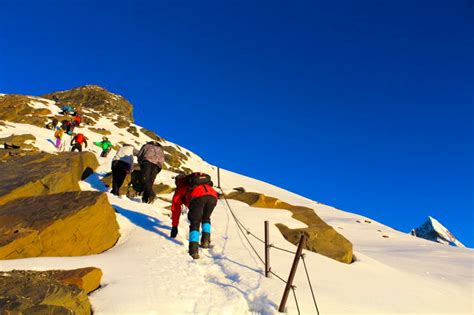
[186,172,213,188]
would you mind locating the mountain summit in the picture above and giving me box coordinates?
[414,216,465,247]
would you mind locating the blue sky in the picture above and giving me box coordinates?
[1,0,472,246]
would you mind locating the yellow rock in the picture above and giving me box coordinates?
[0,151,99,206]
[226,191,353,263]
[0,270,91,314]
[46,267,103,294]
[0,191,120,259]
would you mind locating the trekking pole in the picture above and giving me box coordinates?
[278,235,306,313]
[264,220,270,278]
[217,167,221,189]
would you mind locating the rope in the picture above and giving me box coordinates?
[219,192,265,265]
[270,244,297,255]
[291,286,301,315]
[219,188,308,315]
[301,255,320,315]
[269,270,287,284]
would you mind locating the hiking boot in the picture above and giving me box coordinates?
[200,232,211,248]
[189,242,199,259]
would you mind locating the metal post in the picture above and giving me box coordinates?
[217,167,221,188]
[264,221,270,278]
[278,235,306,313]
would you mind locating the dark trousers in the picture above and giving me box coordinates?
[140,161,161,203]
[188,195,217,238]
[101,147,111,157]
[112,160,130,196]
[70,143,82,152]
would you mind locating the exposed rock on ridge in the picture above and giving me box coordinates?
[0,191,120,259]
[226,191,353,263]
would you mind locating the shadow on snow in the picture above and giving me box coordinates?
[114,205,184,246]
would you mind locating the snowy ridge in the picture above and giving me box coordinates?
[0,92,473,314]
[414,216,465,247]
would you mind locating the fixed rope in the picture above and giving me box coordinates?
[301,254,320,315]
[218,188,312,314]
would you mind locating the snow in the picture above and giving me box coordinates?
[0,95,473,314]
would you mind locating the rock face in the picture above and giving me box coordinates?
[0,94,52,127]
[227,191,353,264]
[45,267,103,294]
[42,85,134,125]
[0,191,120,259]
[0,151,99,206]
[414,216,465,247]
[0,269,95,314]
[0,133,38,151]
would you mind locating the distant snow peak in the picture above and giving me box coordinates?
[414,216,465,247]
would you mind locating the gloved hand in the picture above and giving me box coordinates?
[170,226,178,238]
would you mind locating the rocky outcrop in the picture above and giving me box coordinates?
[0,94,51,127]
[140,127,164,142]
[42,85,134,123]
[45,267,103,294]
[0,269,97,314]
[0,191,120,259]
[413,216,465,247]
[0,133,38,151]
[226,191,353,263]
[0,151,99,206]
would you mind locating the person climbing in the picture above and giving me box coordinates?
[72,114,81,127]
[111,144,139,196]
[54,127,65,150]
[170,173,218,259]
[60,105,75,115]
[45,117,58,130]
[60,119,74,135]
[136,141,164,204]
[70,133,88,152]
[94,137,113,157]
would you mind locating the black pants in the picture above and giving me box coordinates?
[140,161,161,203]
[112,160,129,195]
[101,147,111,158]
[188,195,217,234]
[70,143,82,152]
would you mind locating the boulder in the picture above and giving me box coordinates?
[45,267,103,294]
[0,151,99,206]
[0,270,92,314]
[226,191,353,263]
[0,191,120,259]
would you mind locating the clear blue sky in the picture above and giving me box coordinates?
[1,1,472,246]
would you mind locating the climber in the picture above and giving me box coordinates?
[53,127,65,150]
[60,119,74,135]
[45,117,58,130]
[136,141,164,204]
[60,105,75,115]
[70,133,88,152]
[72,114,81,127]
[93,137,113,158]
[111,144,138,196]
[170,173,218,259]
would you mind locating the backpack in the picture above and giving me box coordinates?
[186,172,213,187]
[76,133,85,144]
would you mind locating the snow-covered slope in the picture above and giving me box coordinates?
[414,216,465,247]
[0,93,473,314]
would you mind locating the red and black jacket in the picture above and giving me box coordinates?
[171,181,218,227]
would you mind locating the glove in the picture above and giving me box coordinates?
[170,226,178,238]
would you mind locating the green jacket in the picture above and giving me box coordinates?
[94,141,113,151]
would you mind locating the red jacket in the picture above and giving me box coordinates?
[171,183,218,227]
